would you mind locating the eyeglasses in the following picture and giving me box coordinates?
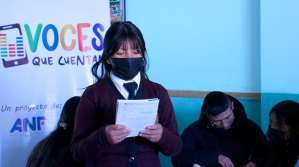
[208,113,235,127]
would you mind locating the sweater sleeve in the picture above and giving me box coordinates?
[156,88,183,156]
[249,123,271,166]
[171,126,221,167]
[71,94,111,163]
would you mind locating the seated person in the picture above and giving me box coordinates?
[265,100,299,167]
[26,96,84,167]
[171,91,271,167]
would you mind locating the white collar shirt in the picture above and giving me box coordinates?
[110,71,141,100]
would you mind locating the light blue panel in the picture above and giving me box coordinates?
[171,97,202,134]
[240,99,261,126]
[127,0,261,93]
[159,97,261,167]
[261,93,299,133]
[261,0,299,94]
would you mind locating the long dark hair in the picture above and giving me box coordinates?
[269,100,299,132]
[26,96,80,167]
[266,100,299,167]
[91,21,149,82]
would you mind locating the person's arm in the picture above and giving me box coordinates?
[247,122,271,166]
[70,95,111,163]
[171,127,221,167]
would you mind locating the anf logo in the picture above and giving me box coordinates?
[10,117,46,133]
[0,24,29,68]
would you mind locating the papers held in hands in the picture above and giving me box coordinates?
[115,98,160,138]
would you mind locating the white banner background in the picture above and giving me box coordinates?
[0,0,110,166]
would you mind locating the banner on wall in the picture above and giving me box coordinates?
[0,0,110,166]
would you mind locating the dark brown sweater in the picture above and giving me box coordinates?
[71,78,182,167]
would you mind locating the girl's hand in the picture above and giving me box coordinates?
[105,124,131,144]
[138,123,163,143]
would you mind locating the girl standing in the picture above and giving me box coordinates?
[71,21,182,167]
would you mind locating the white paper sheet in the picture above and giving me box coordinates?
[115,99,159,137]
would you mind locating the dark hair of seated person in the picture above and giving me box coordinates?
[26,96,84,167]
[203,91,232,116]
[265,100,299,167]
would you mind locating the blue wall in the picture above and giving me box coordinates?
[261,1,299,132]
[127,0,299,131]
[127,0,261,93]
[261,0,299,94]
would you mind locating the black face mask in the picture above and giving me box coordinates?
[110,58,144,80]
[267,128,288,147]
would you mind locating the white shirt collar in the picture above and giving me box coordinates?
[110,71,141,99]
